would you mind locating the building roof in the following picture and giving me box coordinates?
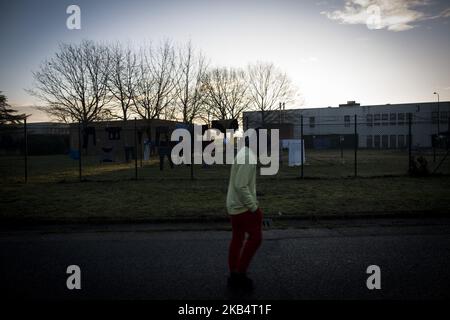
[243,101,450,114]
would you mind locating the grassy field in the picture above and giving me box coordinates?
[1,151,449,222]
[1,149,448,183]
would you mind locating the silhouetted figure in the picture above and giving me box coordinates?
[156,127,174,171]
[410,155,429,176]
[226,135,262,292]
[158,139,174,171]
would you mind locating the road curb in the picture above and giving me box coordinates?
[1,210,447,227]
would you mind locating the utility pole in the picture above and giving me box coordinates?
[434,92,440,134]
[408,113,412,173]
[300,115,304,179]
[24,117,28,183]
[279,102,282,124]
[78,120,82,182]
[354,114,358,177]
[134,118,138,180]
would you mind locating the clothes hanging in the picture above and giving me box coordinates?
[143,140,151,161]
[282,139,305,166]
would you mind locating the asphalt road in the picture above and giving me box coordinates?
[1,218,449,300]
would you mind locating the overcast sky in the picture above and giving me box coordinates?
[1,0,449,122]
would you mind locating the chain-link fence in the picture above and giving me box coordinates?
[1,115,449,184]
[274,113,450,178]
[0,123,26,183]
[0,119,199,183]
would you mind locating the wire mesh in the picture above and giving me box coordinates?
[1,115,449,184]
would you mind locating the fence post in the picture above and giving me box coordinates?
[190,125,194,180]
[448,117,450,150]
[134,118,138,180]
[78,120,82,182]
[24,117,28,183]
[433,140,436,162]
[354,114,358,177]
[408,113,412,173]
[140,128,143,168]
[300,115,304,179]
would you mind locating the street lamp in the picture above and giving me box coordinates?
[434,92,440,134]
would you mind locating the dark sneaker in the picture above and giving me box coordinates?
[227,272,254,292]
[238,274,254,292]
[227,272,241,289]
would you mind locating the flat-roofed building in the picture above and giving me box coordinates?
[243,101,450,149]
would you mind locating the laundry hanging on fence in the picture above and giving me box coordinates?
[143,140,151,161]
[282,139,305,167]
[69,149,80,160]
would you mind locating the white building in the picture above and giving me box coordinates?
[243,101,450,149]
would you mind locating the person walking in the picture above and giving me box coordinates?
[226,140,263,290]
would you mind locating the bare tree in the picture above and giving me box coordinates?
[107,42,137,121]
[202,67,250,121]
[132,40,177,120]
[0,92,26,124]
[28,40,113,124]
[174,41,208,124]
[247,62,298,125]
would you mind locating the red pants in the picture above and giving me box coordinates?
[228,210,263,273]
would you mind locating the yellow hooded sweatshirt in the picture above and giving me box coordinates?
[226,146,258,215]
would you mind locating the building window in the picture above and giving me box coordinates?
[390,135,397,149]
[344,115,350,127]
[374,135,380,148]
[366,114,373,127]
[398,113,405,125]
[390,113,396,126]
[382,113,388,126]
[382,135,389,148]
[106,127,121,140]
[440,111,448,124]
[398,135,405,148]
[432,111,438,124]
[374,114,380,126]
[366,135,373,148]
[309,116,315,128]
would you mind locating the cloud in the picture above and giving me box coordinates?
[430,7,450,19]
[322,0,450,32]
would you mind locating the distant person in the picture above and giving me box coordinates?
[226,136,263,291]
[158,133,174,171]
